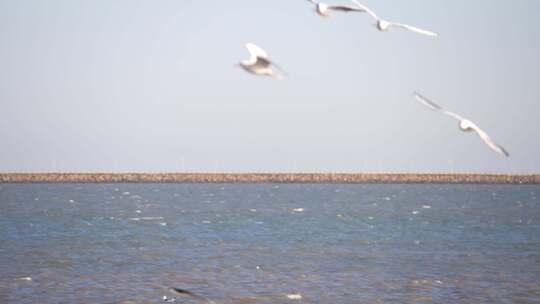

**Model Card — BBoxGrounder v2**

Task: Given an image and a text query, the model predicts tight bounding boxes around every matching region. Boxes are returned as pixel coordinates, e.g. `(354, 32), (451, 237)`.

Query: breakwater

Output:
(0, 173), (539, 184)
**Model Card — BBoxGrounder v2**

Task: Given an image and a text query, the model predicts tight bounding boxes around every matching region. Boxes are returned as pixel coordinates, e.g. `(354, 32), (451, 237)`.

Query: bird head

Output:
(316, 3), (330, 17)
(459, 120), (474, 132)
(377, 20), (390, 31)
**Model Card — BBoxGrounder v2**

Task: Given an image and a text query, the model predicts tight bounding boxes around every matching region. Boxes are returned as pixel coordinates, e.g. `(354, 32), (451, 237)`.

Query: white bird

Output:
(306, 0), (366, 17)
(351, 1), (438, 37)
(236, 43), (286, 80)
(162, 295), (176, 303)
(414, 92), (509, 157)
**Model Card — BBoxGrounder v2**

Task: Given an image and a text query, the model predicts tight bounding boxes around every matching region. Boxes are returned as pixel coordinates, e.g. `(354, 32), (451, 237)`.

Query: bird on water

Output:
(166, 288), (217, 304)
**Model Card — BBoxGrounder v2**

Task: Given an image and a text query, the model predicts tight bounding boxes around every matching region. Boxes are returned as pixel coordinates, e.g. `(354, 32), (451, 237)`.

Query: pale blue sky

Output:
(1, 0), (539, 173)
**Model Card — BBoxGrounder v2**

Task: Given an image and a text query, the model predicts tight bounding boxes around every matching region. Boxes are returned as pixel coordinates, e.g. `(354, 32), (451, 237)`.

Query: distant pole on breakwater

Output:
(0, 173), (539, 184)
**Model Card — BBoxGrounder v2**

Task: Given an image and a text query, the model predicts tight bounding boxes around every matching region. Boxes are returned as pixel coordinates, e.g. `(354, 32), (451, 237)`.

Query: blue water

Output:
(0, 184), (539, 303)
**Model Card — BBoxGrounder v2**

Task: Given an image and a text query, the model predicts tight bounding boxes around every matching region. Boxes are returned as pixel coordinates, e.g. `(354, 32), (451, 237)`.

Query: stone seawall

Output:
(1, 173), (539, 184)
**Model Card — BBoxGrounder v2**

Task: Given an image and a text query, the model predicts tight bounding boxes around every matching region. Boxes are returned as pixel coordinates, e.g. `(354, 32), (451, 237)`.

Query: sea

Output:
(0, 183), (539, 303)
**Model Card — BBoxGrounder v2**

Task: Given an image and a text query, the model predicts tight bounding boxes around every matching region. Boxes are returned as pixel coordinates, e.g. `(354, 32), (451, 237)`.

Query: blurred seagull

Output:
(306, 0), (366, 17)
(351, 1), (438, 37)
(414, 92), (509, 157)
(162, 295), (176, 303)
(170, 288), (217, 304)
(236, 43), (286, 80)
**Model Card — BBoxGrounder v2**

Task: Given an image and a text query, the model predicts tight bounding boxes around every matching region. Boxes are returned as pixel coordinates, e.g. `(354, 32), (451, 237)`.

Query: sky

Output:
(0, 0), (539, 173)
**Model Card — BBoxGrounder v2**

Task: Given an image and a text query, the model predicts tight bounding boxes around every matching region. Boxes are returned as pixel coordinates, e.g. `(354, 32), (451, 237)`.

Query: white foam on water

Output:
(17, 277), (32, 281)
(128, 217), (164, 221)
(286, 294), (302, 300)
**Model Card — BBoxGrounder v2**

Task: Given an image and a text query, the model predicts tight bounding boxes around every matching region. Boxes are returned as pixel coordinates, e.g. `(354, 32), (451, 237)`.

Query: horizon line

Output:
(1, 172), (539, 184)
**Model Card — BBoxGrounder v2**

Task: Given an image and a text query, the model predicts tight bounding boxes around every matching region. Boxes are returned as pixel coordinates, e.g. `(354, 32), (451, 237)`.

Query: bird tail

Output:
(271, 73), (284, 80)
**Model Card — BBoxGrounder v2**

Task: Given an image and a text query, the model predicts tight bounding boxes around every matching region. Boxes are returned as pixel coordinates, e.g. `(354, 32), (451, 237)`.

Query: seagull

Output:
(306, 0), (366, 17)
(351, 1), (438, 37)
(414, 92), (509, 157)
(236, 43), (286, 80)
(169, 288), (217, 304)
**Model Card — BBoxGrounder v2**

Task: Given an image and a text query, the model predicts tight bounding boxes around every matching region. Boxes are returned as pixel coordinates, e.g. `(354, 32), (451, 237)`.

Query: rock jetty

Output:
(0, 173), (539, 184)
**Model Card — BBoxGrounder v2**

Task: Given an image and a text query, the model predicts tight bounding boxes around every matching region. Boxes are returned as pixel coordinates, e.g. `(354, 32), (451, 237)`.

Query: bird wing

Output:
(245, 43), (269, 61)
(171, 288), (217, 304)
(468, 123), (510, 157)
(350, 0), (379, 20)
(389, 22), (438, 37)
(252, 56), (272, 69)
(327, 4), (366, 12)
(255, 56), (287, 77)
(268, 59), (287, 76)
(414, 92), (464, 121)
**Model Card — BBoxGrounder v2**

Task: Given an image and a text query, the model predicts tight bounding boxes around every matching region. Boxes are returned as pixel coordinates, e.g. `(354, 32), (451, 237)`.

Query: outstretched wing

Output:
(251, 56), (272, 69)
(414, 92), (464, 121)
(252, 56), (287, 78)
(350, 0), (379, 20)
(245, 43), (269, 61)
(469, 123), (510, 157)
(390, 22), (438, 37)
(327, 4), (366, 12)
(268, 59), (287, 76)
(171, 288), (217, 304)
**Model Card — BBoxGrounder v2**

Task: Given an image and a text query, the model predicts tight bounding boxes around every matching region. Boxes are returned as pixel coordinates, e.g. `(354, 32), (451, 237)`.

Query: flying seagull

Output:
(236, 43), (286, 80)
(351, 1), (438, 37)
(306, 0), (366, 17)
(169, 288), (217, 304)
(414, 92), (509, 157)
